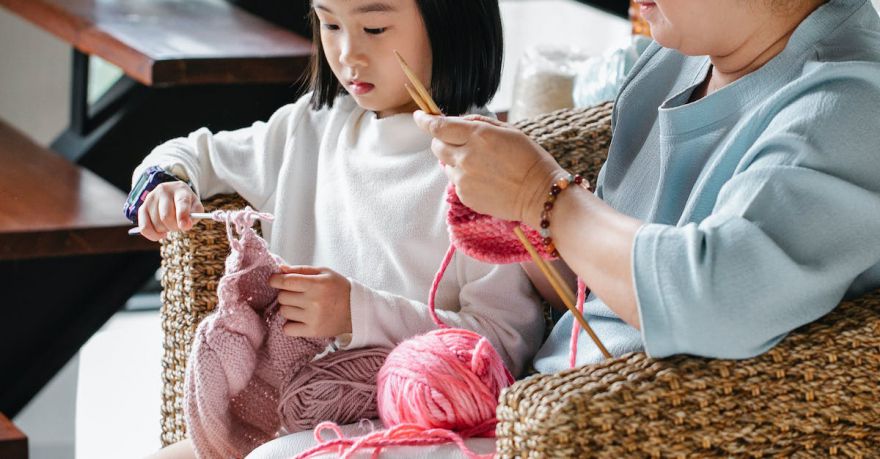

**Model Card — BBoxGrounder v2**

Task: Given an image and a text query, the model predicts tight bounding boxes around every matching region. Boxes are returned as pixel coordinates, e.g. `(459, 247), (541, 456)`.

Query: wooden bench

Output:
(0, 120), (155, 260)
(0, 119), (161, 417)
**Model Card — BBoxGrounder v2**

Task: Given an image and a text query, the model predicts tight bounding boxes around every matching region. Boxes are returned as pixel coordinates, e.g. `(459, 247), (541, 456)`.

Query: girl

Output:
(137, 0), (544, 457)
(414, 0), (880, 371)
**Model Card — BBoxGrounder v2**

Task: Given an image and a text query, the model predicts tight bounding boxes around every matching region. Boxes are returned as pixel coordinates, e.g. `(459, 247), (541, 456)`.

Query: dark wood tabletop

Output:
(0, 0), (313, 87)
(0, 120), (157, 260)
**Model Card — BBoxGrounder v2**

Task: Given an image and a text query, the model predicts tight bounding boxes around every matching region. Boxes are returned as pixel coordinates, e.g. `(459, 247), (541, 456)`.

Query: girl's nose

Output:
(339, 37), (368, 68)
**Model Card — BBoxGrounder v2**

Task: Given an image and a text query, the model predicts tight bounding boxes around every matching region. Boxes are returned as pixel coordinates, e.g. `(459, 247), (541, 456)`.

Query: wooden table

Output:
(0, 412), (27, 459)
(0, 0), (312, 87)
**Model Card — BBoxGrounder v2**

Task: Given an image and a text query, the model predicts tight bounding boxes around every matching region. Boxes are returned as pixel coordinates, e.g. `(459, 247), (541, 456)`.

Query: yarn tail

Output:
(428, 244), (457, 329)
(568, 277), (587, 369)
(294, 422), (494, 459)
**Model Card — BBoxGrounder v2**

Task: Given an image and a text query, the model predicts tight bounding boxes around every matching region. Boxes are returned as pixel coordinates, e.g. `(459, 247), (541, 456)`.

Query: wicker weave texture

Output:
(513, 101), (614, 190)
(159, 194), (252, 446)
(496, 290), (880, 458)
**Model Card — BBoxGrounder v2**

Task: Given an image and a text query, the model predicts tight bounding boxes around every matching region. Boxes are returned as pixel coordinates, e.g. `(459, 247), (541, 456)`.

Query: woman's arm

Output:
(413, 112), (645, 329)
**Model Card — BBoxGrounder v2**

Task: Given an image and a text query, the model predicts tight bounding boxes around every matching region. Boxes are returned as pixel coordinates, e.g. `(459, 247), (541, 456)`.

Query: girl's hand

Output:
(413, 111), (565, 227)
(268, 265), (353, 338)
(137, 181), (204, 241)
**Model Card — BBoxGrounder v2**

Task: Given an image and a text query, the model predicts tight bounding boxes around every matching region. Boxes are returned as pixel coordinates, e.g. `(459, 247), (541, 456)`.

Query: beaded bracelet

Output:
(539, 173), (589, 257)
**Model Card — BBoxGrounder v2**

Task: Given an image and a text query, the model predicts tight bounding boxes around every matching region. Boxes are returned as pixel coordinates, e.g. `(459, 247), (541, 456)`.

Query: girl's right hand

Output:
(137, 181), (204, 241)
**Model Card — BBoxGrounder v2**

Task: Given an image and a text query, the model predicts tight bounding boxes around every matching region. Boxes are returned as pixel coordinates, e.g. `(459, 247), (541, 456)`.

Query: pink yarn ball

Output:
(376, 328), (514, 437)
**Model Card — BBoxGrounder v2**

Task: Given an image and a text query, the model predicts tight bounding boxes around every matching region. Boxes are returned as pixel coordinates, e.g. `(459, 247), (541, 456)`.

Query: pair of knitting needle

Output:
(395, 51), (611, 359)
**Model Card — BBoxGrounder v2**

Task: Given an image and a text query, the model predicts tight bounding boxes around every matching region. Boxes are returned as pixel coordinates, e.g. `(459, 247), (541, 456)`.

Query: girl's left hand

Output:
(413, 111), (565, 227)
(268, 265), (352, 338)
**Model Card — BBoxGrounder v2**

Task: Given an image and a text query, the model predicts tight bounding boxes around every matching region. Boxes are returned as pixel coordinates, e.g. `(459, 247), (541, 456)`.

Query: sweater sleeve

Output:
(633, 72), (880, 359)
(132, 96), (311, 207)
(338, 257), (545, 378)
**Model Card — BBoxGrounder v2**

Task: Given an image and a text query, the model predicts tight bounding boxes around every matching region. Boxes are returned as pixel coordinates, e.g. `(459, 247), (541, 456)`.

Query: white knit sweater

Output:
(134, 94), (544, 376)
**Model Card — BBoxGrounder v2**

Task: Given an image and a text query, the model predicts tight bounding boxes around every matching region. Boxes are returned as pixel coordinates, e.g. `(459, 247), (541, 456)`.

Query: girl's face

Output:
(636, 0), (765, 56)
(314, 0), (432, 118)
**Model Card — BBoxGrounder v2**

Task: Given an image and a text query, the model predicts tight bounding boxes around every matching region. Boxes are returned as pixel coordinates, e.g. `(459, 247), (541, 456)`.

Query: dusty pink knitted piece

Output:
(184, 210), (329, 458)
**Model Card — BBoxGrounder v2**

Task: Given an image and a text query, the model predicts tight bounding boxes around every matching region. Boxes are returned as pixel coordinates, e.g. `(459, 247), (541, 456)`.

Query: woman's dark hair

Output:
(307, 0), (504, 116)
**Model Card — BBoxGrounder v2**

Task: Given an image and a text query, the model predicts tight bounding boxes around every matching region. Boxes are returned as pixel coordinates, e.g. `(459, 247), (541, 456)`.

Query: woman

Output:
(415, 0), (880, 372)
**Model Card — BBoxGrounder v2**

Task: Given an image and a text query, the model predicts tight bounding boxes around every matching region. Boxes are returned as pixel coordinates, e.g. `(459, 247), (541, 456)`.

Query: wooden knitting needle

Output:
(394, 50), (442, 115)
(405, 83), (432, 114)
(127, 212), (215, 236)
(394, 50), (608, 357)
(514, 227), (612, 359)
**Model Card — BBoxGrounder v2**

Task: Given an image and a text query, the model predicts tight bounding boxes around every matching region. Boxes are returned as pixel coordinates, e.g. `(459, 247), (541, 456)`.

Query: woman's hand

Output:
(137, 181), (204, 241)
(268, 265), (353, 338)
(413, 111), (565, 227)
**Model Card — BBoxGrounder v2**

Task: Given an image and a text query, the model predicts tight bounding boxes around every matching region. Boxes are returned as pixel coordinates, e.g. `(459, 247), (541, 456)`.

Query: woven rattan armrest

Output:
(495, 291), (880, 458)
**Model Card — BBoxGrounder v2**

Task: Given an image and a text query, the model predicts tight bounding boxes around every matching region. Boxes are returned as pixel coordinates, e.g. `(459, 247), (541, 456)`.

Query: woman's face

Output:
(635, 0), (766, 56)
(313, 0), (432, 118)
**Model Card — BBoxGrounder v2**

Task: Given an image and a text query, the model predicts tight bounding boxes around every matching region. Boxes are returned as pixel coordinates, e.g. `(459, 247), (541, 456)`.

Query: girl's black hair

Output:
(307, 0), (504, 116)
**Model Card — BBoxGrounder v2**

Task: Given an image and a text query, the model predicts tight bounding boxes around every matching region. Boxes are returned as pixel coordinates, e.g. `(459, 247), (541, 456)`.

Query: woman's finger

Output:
(461, 114), (508, 128)
(413, 111), (475, 146)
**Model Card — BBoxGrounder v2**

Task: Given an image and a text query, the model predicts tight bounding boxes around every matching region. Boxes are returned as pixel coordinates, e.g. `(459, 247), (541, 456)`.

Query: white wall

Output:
(0, 7), (69, 145)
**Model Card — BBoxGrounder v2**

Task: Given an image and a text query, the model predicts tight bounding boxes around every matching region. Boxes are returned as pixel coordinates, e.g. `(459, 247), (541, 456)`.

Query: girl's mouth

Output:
(636, 1), (657, 15)
(349, 81), (375, 95)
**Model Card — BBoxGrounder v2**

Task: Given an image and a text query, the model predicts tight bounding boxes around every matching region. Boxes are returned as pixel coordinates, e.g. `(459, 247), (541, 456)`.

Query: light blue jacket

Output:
(535, 0), (880, 372)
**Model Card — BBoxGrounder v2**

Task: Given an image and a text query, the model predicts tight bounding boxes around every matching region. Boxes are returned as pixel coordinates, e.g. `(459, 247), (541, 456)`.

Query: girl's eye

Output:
(364, 27), (387, 35)
(322, 23), (340, 31)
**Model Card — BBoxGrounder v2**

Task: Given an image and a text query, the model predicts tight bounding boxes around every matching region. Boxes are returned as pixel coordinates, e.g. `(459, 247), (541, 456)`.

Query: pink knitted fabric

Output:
(446, 182), (590, 369)
(184, 209), (388, 458)
(445, 183), (555, 263)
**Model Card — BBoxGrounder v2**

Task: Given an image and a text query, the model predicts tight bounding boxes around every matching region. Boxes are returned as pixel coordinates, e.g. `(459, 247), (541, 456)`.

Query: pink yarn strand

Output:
(209, 206), (275, 248)
(427, 244), (456, 329)
(294, 422), (494, 459)
(569, 277), (587, 369)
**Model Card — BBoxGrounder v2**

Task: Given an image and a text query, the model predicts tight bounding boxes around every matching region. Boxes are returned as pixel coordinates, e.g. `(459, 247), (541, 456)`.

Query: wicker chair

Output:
(158, 102), (880, 457)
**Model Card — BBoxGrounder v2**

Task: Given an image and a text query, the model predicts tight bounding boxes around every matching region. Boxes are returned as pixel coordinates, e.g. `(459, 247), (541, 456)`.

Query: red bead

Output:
(551, 249), (560, 258)
(550, 184), (561, 195)
(573, 175), (584, 185)
(542, 237), (552, 246)
(540, 219), (550, 229)
(544, 201), (554, 211)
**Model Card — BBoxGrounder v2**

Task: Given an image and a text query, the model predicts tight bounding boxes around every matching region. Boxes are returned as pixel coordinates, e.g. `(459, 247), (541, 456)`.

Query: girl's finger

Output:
(156, 193), (178, 232)
(173, 191), (191, 230)
(278, 304), (306, 322)
(282, 321), (313, 338)
(277, 290), (310, 308)
(279, 265), (324, 275)
(137, 202), (163, 241)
